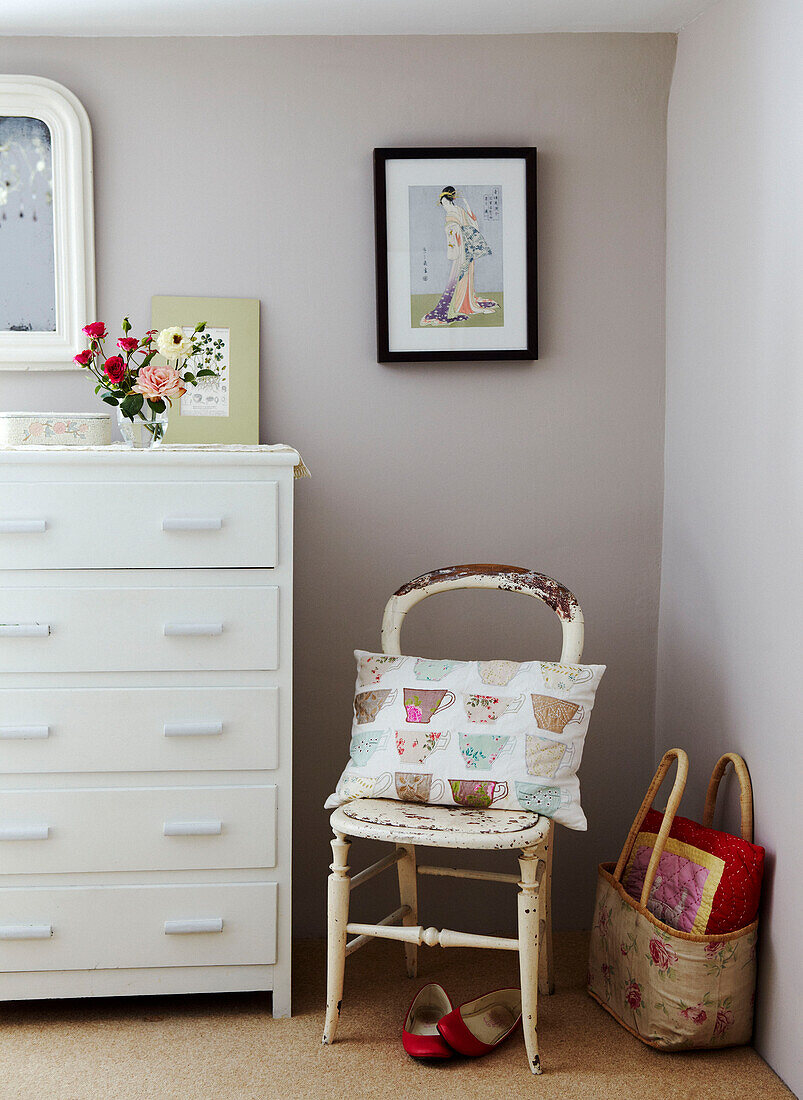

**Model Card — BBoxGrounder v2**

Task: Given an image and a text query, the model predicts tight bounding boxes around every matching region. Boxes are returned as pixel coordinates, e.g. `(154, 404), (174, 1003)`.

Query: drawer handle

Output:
(163, 820), (223, 837)
(0, 519), (47, 534)
(0, 624), (51, 638)
(0, 825), (50, 841)
(0, 924), (53, 940)
(162, 517), (223, 532)
(163, 721), (223, 738)
(164, 918), (223, 935)
(0, 725), (50, 740)
(163, 623), (223, 637)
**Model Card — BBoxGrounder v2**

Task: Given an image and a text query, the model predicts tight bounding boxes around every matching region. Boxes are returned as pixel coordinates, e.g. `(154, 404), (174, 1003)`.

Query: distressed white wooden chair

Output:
(322, 564), (585, 1075)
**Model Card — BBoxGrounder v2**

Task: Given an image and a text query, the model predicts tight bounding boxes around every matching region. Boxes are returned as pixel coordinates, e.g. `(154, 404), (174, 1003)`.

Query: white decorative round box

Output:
(0, 412), (112, 446)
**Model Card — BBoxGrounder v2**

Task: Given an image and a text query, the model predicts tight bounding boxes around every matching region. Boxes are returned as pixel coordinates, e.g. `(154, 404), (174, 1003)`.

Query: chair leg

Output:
(396, 843), (418, 978)
(539, 822), (555, 995)
(322, 832), (351, 1045)
(518, 847), (544, 1075)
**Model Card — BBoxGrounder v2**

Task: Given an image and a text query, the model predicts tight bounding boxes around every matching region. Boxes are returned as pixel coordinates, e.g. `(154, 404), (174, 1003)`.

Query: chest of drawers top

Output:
(0, 445), (299, 571)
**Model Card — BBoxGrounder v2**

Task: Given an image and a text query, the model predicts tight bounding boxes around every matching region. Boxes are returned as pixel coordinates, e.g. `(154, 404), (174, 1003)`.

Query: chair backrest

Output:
(381, 564), (585, 663)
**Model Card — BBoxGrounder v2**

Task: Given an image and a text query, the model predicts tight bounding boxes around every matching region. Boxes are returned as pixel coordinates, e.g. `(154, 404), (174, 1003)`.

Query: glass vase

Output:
(117, 406), (169, 448)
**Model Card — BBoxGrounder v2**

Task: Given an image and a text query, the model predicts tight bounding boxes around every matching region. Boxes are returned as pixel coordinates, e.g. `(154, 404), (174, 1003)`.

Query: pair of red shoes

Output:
(402, 983), (522, 1060)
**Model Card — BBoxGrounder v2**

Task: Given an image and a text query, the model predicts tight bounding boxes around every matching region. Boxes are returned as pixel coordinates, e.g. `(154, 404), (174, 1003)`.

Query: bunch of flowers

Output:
(75, 319), (218, 424)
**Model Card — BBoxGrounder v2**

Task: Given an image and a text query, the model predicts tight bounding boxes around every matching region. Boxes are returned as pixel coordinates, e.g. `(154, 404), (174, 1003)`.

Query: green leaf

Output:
(140, 350), (157, 368)
(101, 393), (119, 406)
(119, 393), (144, 419)
(147, 398), (166, 414)
(197, 368), (216, 377)
(94, 383), (101, 394)
(183, 372), (196, 384)
(194, 321), (207, 332)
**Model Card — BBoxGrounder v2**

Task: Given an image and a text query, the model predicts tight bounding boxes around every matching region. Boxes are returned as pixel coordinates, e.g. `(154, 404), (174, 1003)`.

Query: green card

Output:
(150, 296), (259, 444)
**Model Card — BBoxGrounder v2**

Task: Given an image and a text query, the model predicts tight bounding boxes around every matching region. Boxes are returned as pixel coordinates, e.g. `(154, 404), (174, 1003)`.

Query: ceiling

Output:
(2, 0), (721, 37)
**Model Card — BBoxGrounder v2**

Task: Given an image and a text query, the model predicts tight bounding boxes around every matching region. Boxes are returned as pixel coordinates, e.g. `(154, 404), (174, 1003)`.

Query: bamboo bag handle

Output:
(613, 748), (690, 910)
(702, 753), (754, 843)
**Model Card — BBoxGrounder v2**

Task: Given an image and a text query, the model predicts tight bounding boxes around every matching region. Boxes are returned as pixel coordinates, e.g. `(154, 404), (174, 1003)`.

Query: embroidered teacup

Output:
(354, 688), (397, 725)
(477, 660), (521, 686)
(414, 658), (460, 681)
(515, 781), (569, 816)
(338, 772), (391, 800)
(357, 654), (405, 686)
(394, 772), (446, 803)
(349, 730), (390, 767)
(458, 732), (514, 771)
(395, 729), (451, 766)
(462, 693), (525, 723)
(530, 694), (584, 734)
(525, 734), (574, 779)
(403, 688), (455, 723)
(539, 662), (593, 692)
(449, 779), (508, 809)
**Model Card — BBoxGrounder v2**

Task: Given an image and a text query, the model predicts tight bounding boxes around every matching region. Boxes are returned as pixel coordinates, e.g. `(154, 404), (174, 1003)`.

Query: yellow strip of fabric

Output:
(626, 832), (726, 933)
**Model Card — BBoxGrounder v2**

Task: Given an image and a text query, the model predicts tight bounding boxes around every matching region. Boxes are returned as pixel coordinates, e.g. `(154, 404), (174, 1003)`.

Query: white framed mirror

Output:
(0, 75), (95, 370)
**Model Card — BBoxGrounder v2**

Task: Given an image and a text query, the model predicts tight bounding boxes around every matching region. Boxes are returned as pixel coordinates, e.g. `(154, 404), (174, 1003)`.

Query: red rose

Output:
(103, 356), (126, 383)
(705, 941), (725, 959)
(82, 322), (107, 339)
(74, 349), (94, 366)
(624, 980), (642, 1009)
(117, 337), (139, 352)
(714, 1007), (734, 1037)
(649, 936), (679, 971)
(681, 1003), (707, 1025)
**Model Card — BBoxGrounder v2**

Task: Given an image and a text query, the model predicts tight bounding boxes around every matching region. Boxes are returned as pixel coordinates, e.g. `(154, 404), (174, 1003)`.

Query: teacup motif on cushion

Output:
(462, 693), (525, 723)
(478, 660), (521, 686)
(357, 654), (405, 686)
(525, 734), (574, 779)
(449, 779), (508, 809)
(394, 772), (446, 803)
(395, 729), (451, 766)
(403, 688), (455, 724)
(458, 732), (514, 771)
(540, 662), (593, 692)
(530, 694), (584, 734)
(515, 780), (569, 816)
(349, 730), (390, 767)
(414, 658), (460, 681)
(354, 688), (397, 725)
(338, 772), (391, 800)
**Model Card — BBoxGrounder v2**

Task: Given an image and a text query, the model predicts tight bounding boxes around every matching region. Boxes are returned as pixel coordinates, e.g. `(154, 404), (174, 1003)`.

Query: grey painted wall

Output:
(661, 2), (801, 1091)
(0, 34), (675, 937)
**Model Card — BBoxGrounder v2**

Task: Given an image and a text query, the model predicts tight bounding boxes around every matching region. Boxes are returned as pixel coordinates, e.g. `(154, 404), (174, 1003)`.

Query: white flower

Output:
(156, 326), (193, 361)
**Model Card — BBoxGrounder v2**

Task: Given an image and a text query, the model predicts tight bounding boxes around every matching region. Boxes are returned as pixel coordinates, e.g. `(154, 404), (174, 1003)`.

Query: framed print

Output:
(151, 295), (259, 444)
(374, 147), (536, 363)
(0, 76), (95, 370)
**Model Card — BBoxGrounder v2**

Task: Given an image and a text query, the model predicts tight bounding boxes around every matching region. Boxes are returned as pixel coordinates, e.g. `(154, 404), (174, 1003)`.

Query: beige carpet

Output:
(0, 933), (793, 1100)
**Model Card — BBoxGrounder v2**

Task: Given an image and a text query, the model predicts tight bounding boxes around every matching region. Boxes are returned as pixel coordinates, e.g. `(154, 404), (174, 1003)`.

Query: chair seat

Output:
(329, 798), (550, 850)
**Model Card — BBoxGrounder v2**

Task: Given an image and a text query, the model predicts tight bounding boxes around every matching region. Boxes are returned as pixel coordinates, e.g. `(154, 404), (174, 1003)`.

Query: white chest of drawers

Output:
(0, 445), (298, 1016)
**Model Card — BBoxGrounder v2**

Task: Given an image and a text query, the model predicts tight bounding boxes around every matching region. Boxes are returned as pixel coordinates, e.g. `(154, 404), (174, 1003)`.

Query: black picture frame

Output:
(374, 147), (537, 363)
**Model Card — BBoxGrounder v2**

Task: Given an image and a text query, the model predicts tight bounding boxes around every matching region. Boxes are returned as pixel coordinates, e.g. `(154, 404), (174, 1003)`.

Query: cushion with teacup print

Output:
(324, 650), (605, 830)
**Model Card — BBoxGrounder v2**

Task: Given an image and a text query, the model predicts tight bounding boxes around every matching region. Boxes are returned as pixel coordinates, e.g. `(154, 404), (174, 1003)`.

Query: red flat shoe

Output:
(402, 983), (454, 1060)
(437, 987), (522, 1057)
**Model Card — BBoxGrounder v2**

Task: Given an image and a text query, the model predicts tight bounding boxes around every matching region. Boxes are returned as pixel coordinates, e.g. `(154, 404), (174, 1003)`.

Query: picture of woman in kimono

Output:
(420, 186), (500, 327)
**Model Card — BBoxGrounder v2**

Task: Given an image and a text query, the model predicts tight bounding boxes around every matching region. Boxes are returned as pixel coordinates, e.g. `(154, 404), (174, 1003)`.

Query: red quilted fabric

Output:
(627, 809), (764, 935)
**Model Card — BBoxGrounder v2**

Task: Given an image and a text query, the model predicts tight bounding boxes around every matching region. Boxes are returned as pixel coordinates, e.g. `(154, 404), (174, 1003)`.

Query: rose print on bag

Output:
(647, 935), (679, 975)
(680, 1003), (707, 1026)
(624, 979), (642, 1011)
(713, 999), (735, 1040)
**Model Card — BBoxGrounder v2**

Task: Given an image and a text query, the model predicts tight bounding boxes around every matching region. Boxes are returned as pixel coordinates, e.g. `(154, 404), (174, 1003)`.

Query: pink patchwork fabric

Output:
(624, 847), (708, 933)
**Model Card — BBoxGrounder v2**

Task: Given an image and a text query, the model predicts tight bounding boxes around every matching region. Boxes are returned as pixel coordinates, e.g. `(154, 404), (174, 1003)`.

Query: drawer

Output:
(0, 882), (277, 972)
(0, 785), (276, 874)
(0, 481), (278, 569)
(0, 583), (278, 672)
(0, 686), (279, 773)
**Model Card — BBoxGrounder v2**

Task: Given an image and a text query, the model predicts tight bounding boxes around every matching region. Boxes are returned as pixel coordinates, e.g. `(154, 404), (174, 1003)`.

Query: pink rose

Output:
(53, 422), (66, 434)
(405, 705), (423, 722)
(705, 941), (725, 959)
(649, 936), (679, 971)
(714, 1007), (734, 1037)
(597, 908), (609, 935)
(624, 980), (642, 1010)
(681, 1003), (707, 1025)
(117, 337), (139, 352)
(132, 363), (186, 402)
(74, 349), (94, 366)
(104, 356), (126, 384)
(82, 322), (106, 339)
(29, 422), (44, 436)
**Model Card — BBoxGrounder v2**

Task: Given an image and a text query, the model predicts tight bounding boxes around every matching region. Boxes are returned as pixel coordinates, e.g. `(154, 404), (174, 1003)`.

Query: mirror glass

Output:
(0, 115), (56, 333)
